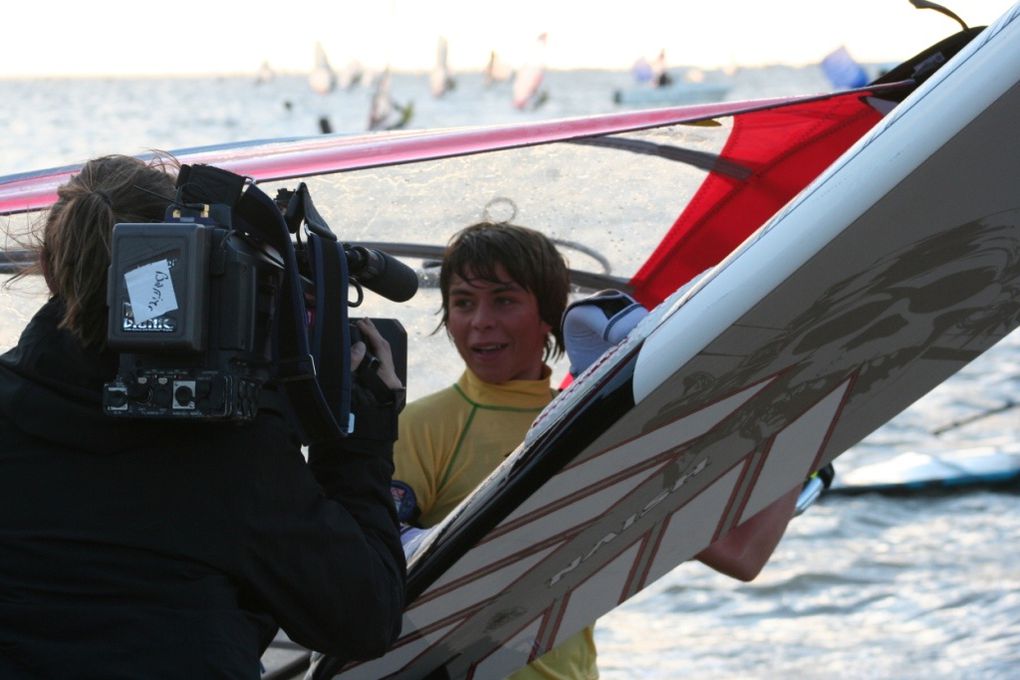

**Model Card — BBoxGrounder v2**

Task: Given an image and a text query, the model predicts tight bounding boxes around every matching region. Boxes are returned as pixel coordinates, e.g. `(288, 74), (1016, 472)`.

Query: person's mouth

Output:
(471, 342), (508, 355)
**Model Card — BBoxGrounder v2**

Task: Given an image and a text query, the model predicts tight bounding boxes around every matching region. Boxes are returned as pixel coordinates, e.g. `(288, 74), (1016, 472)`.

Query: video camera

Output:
(101, 164), (417, 443)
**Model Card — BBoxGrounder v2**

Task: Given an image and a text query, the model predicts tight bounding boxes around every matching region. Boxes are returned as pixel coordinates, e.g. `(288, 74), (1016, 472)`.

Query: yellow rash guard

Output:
(395, 369), (599, 680)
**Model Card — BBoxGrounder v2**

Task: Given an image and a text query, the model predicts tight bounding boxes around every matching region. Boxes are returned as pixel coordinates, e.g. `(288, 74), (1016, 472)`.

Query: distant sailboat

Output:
(512, 32), (549, 110)
(483, 50), (512, 87)
(254, 60), (275, 85)
(429, 36), (456, 98)
(309, 42), (337, 95)
(369, 68), (414, 131)
(338, 59), (364, 90)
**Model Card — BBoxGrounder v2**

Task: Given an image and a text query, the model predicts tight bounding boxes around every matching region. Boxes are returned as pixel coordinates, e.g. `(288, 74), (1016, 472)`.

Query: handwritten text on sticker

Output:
(125, 259), (178, 325)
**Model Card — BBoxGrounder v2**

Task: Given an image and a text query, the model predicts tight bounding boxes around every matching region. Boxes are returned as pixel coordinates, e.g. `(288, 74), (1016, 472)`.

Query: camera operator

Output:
(0, 155), (405, 677)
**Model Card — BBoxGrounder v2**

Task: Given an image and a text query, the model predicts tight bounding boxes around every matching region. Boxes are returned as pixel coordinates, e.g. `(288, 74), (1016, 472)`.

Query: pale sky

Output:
(3, 0), (1014, 76)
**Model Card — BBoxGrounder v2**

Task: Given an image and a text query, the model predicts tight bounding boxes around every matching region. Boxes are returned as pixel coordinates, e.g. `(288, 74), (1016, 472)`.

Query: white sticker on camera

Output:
(125, 259), (178, 325)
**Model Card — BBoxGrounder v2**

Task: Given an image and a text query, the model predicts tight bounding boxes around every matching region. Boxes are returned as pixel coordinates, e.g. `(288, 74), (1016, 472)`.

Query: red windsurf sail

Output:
(629, 26), (983, 307)
(629, 92), (886, 306)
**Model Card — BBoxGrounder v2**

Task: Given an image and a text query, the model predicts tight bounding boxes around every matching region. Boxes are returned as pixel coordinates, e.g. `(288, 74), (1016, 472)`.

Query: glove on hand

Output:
(562, 289), (648, 377)
(349, 364), (406, 441)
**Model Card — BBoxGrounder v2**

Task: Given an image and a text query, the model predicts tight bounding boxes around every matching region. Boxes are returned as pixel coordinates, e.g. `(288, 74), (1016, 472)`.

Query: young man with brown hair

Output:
(394, 222), (799, 679)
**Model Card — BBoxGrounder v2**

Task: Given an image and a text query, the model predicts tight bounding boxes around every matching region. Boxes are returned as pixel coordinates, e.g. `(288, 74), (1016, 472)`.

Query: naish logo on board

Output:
(547, 457), (708, 586)
(121, 302), (176, 332)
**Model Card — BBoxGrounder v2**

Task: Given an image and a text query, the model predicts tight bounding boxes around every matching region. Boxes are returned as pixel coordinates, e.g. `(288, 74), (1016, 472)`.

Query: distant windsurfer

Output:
(651, 48), (673, 87)
(338, 59), (364, 90)
(309, 41), (337, 95)
(310, 42), (339, 136)
(512, 32), (549, 110)
(255, 59), (275, 85)
(484, 50), (512, 87)
(369, 68), (414, 131)
(430, 36), (456, 98)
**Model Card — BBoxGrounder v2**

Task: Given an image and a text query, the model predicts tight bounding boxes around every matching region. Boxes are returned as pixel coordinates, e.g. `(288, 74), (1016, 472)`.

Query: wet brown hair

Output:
(8, 154), (178, 348)
(439, 222), (570, 360)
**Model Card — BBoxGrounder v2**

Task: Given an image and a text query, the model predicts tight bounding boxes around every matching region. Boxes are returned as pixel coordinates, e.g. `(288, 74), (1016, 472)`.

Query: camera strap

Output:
(242, 183), (352, 443)
(179, 164), (351, 444)
(283, 183), (353, 440)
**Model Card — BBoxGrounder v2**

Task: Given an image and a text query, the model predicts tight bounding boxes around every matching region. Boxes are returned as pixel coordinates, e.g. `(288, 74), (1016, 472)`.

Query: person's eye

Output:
(452, 298), (473, 309)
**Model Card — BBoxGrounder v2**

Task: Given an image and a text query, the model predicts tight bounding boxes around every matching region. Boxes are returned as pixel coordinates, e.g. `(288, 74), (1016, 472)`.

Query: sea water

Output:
(1, 69), (1018, 679)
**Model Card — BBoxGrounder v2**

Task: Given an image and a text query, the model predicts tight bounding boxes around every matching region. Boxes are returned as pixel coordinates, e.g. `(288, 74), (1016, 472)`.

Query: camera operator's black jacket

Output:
(0, 299), (405, 678)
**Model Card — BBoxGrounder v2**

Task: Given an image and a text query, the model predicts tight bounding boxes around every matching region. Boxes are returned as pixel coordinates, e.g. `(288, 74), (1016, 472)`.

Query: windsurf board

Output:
(829, 444), (1020, 494)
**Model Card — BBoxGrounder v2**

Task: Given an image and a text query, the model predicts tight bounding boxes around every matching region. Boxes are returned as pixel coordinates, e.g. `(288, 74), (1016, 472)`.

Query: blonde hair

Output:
(9, 154), (178, 347)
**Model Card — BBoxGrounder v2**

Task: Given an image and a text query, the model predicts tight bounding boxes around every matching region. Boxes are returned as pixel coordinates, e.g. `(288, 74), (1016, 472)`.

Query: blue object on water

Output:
(632, 58), (653, 83)
(821, 46), (870, 89)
